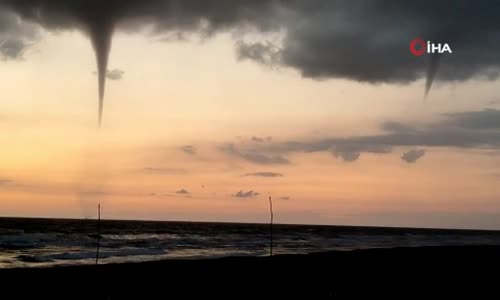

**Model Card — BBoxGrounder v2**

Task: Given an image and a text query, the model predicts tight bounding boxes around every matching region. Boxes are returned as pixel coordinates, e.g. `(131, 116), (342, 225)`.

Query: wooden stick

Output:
(96, 204), (101, 265)
(269, 196), (274, 256)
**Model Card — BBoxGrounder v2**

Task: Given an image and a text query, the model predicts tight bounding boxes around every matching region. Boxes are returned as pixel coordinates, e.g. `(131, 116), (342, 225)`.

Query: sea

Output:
(1, 217), (500, 269)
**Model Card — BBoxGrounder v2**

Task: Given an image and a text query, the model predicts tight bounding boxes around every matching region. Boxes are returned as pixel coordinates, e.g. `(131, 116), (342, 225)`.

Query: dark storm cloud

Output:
(0, 1), (281, 34)
(220, 143), (290, 165)
(0, 38), (28, 59)
(106, 69), (124, 80)
(236, 41), (281, 67)
(235, 1), (500, 86)
(243, 172), (283, 178)
(233, 190), (259, 198)
(0, 10), (38, 59)
(401, 149), (426, 163)
(180, 145), (196, 155)
(2, 0), (500, 87)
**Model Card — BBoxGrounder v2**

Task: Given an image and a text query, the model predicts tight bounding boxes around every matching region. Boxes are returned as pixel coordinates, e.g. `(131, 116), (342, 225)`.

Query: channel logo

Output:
(410, 38), (452, 56)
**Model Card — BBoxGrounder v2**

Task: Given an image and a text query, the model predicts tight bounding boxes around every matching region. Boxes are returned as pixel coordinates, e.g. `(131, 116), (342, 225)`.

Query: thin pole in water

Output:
(269, 196), (274, 256)
(96, 204), (101, 265)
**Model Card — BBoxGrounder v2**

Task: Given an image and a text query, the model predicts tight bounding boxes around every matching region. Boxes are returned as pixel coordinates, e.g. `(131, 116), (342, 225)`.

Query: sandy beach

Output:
(1, 245), (498, 299)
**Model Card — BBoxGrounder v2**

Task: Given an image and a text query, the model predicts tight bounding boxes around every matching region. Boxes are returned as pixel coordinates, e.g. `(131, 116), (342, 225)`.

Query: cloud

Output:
(237, 1), (500, 86)
(0, 38), (29, 59)
(270, 109), (500, 161)
(250, 136), (272, 143)
(331, 144), (391, 162)
(176, 189), (190, 194)
(279, 196), (290, 200)
(251, 136), (264, 143)
(214, 109), (500, 164)
(444, 109), (500, 130)
(93, 69), (125, 80)
(3, 1), (500, 87)
(243, 172), (283, 178)
(237, 41), (281, 67)
(0, 178), (13, 186)
(486, 99), (500, 106)
(157, 32), (189, 42)
(220, 143), (289, 165)
(144, 167), (188, 175)
(332, 150), (361, 162)
(0, 10), (39, 60)
(106, 69), (124, 80)
(180, 145), (197, 155)
(401, 149), (426, 163)
(0, 1), (281, 37)
(233, 190), (259, 198)
(381, 122), (417, 134)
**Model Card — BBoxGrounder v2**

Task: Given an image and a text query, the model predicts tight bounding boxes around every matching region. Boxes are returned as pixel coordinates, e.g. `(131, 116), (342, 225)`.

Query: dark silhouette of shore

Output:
(2, 245), (499, 299)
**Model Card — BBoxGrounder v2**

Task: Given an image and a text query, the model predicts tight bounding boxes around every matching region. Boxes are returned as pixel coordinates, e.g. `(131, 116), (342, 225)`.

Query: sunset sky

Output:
(2, 1), (500, 229)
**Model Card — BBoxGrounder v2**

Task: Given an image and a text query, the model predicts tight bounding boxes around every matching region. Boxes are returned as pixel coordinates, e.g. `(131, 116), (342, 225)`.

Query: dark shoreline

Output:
(2, 245), (499, 298)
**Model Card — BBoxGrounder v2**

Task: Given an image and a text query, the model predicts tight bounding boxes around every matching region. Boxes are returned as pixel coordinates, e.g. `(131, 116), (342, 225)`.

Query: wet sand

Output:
(1, 245), (499, 299)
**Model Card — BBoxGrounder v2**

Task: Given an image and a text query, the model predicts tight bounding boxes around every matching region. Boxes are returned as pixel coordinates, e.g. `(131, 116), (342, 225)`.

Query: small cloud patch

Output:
(243, 172), (283, 178)
(106, 69), (125, 80)
(233, 190), (259, 198)
(176, 189), (190, 194)
(401, 149), (426, 163)
(181, 145), (197, 155)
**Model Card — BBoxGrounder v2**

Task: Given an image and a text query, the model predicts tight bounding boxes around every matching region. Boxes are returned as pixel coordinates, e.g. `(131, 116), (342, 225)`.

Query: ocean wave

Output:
(48, 248), (167, 261)
(14, 248), (168, 265)
(0, 233), (96, 250)
(17, 254), (55, 263)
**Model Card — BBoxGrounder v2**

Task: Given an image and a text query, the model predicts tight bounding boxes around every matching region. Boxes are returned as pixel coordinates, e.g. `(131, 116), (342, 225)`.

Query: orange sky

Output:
(1, 31), (500, 229)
